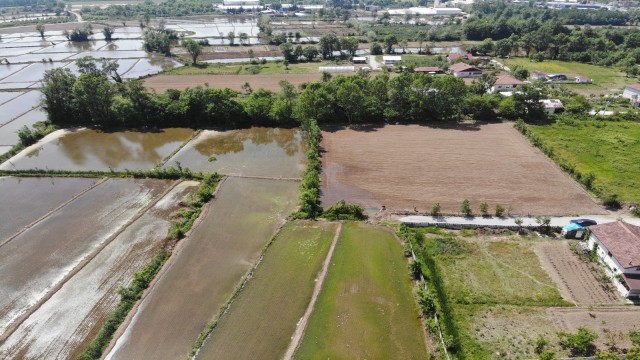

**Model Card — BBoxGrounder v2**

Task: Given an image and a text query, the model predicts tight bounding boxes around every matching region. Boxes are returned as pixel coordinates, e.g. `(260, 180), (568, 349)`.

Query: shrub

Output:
(409, 259), (422, 280)
(479, 202), (489, 216)
(535, 335), (549, 355)
(460, 199), (472, 217)
(430, 202), (441, 217)
(323, 200), (366, 221)
(558, 326), (599, 357)
(495, 204), (505, 217)
(602, 193), (621, 209)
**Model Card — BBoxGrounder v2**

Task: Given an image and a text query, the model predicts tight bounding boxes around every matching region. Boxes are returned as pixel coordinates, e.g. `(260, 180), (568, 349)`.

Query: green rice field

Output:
(295, 222), (427, 359)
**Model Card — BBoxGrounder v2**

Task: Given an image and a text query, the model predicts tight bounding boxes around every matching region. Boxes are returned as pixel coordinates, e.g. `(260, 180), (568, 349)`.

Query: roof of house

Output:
(624, 273), (640, 291)
(494, 74), (524, 86)
(625, 84), (640, 92)
(352, 56), (367, 61)
(576, 75), (589, 80)
(382, 55), (402, 61)
(540, 99), (564, 108)
(590, 221), (640, 269)
(447, 53), (469, 60)
(449, 62), (481, 73)
(415, 67), (443, 73)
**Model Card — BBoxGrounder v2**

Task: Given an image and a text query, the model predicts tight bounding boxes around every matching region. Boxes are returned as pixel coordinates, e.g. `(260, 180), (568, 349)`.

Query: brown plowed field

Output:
(320, 122), (605, 215)
(549, 306), (640, 350)
(535, 241), (622, 305)
(144, 74), (322, 92)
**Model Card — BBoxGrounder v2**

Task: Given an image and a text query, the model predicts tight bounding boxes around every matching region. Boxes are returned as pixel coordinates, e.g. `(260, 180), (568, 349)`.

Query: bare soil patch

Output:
(320, 122), (605, 215)
(144, 73), (322, 92)
(535, 241), (623, 305)
(550, 306), (640, 350)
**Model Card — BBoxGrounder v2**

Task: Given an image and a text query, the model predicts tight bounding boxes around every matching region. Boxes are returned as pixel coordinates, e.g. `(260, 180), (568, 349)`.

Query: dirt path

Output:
(283, 222), (342, 360)
(535, 241), (623, 306)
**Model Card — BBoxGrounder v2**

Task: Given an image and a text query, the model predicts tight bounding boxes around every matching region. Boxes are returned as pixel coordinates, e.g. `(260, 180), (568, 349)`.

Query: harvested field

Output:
(144, 73), (322, 92)
(165, 127), (306, 178)
(0, 177), (99, 242)
(106, 177), (299, 360)
(535, 241), (623, 305)
(294, 223), (427, 359)
(321, 122), (605, 215)
(0, 181), (198, 360)
(195, 221), (337, 360)
(550, 306), (640, 350)
(0, 178), (168, 336)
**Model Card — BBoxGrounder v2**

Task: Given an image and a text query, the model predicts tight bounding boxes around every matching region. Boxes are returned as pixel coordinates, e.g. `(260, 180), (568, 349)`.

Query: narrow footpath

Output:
(399, 214), (640, 228)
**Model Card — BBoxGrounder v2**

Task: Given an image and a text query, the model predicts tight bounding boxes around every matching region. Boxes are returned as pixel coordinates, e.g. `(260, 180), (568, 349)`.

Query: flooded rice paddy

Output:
(106, 177), (299, 360)
(0, 178), (168, 337)
(0, 128), (194, 171)
(166, 127), (306, 178)
(0, 180), (197, 360)
(0, 108), (46, 146)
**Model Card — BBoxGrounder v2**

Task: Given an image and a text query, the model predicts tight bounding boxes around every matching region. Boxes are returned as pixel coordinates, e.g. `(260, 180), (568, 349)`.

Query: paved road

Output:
(368, 55), (381, 71)
(400, 214), (640, 227)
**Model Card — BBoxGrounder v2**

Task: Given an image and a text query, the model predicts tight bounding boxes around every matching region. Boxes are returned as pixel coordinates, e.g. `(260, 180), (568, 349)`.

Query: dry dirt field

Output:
(144, 74), (322, 92)
(550, 307), (640, 350)
(535, 241), (623, 305)
(320, 122), (605, 215)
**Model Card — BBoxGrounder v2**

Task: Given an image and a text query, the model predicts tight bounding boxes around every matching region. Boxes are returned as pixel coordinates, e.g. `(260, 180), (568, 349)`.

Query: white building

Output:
(219, 0), (262, 10)
(622, 84), (640, 106)
(386, 7), (463, 16)
(490, 74), (524, 93)
(587, 221), (640, 298)
(540, 99), (564, 115)
(382, 55), (402, 66)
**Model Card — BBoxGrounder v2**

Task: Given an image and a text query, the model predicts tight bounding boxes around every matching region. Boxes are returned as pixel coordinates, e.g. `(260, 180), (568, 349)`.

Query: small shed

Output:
(575, 75), (591, 84)
(319, 66), (355, 73)
(414, 66), (445, 75)
(562, 223), (586, 239)
(531, 71), (547, 80)
(382, 55), (402, 65)
(352, 56), (367, 64)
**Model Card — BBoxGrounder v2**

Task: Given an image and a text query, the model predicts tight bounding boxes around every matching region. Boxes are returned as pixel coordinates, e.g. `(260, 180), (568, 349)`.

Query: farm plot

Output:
(535, 241), (623, 305)
(165, 127), (306, 178)
(195, 221), (337, 360)
(0, 128), (194, 171)
(144, 73), (322, 92)
(0, 108), (47, 146)
(320, 122), (605, 215)
(0, 181), (198, 360)
(0, 176), (99, 243)
(0, 178), (168, 337)
(294, 223), (427, 360)
(106, 177), (299, 360)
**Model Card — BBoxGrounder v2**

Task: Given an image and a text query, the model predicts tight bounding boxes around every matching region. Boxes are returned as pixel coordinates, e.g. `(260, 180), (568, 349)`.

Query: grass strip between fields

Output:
(0, 166), (208, 181)
(76, 174), (222, 360)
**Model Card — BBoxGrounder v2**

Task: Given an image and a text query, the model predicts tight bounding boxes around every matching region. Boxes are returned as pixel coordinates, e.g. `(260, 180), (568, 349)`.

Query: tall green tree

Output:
(182, 38), (203, 65)
(72, 73), (115, 126)
(40, 68), (77, 125)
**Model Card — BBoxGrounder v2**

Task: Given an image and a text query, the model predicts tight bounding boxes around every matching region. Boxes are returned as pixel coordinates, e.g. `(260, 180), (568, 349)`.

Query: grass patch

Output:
(295, 222), (427, 359)
(162, 61), (334, 76)
(192, 221), (336, 359)
(529, 119), (640, 202)
(501, 58), (635, 90)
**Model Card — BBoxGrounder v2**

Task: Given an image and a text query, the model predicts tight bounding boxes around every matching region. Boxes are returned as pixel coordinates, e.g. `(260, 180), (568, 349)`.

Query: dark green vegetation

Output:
(0, 164), (207, 181)
(399, 225), (569, 359)
(79, 0), (219, 21)
(293, 118), (322, 219)
(295, 223), (426, 359)
(77, 174), (221, 360)
(519, 118), (640, 203)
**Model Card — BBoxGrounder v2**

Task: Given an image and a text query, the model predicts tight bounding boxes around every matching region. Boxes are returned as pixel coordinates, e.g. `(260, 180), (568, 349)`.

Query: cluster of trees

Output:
(79, 0), (218, 20)
(0, 0), (64, 11)
(143, 25), (178, 56)
(279, 43), (319, 63)
(63, 24), (93, 42)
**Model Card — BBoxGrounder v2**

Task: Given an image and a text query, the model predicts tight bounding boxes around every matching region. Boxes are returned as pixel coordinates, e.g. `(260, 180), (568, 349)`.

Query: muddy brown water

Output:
(0, 181), (198, 360)
(0, 177), (99, 242)
(0, 128), (194, 171)
(0, 178), (168, 336)
(165, 127), (306, 178)
(106, 177), (299, 360)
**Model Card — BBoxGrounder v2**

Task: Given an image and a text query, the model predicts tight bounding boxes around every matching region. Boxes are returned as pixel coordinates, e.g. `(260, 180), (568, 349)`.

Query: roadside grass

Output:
(294, 222), (427, 360)
(529, 119), (640, 202)
(162, 60), (335, 76)
(193, 221), (336, 360)
(501, 58), (635, 90)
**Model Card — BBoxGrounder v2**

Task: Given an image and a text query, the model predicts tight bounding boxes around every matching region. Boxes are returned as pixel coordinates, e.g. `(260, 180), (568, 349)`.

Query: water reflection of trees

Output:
(56, 129), (193, 168)
(194, 127), (302, 157)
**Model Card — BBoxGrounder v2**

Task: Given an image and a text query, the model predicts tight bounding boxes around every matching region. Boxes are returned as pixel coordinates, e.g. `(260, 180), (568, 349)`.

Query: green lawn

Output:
(502, 58), (635, 91)
(530, 119), (640, 202)
(163, 60), (335, 76)
(295, 222), (427, 360)
(194, 221), (336, 360)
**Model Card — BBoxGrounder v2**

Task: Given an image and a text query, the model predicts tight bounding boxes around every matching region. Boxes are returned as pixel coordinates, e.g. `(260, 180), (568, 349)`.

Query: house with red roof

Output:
(490, 74), (524, 93)
(448, 62), (482, 78)
(587, 221), (640, 298)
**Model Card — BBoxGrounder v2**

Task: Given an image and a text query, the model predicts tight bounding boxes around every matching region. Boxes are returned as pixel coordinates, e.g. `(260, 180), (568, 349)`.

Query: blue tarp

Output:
(563, 223), (585, 232)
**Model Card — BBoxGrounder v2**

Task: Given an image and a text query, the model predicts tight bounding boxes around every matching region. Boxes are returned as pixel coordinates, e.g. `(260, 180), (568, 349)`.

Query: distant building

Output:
(382, 55), (402, 66)
(365, 4), (382, 11)
(490, 74), (524, 93)
(386, 7), (463, 16)
(561, 223), (586, 239)
(546, 74), (568, 81)
(414, 67), (445, 75)
(622, 84), (640, 106)
(447, 53), (470, 62)
(540, 99), (564, 114)
(587, 221), (640, 298)
(319, 66), (355, 73)
(448, 62), (482, 77)
(299, 4), (323, 10)
(352, 56), (367, 64)
(575, 75), (591, 84)
(219, 0), (262, 10)
(544, 2), (605, 9)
